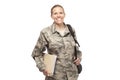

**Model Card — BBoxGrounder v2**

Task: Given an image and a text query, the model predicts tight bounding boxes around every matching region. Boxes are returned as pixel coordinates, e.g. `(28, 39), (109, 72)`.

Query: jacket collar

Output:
(51, 22), (70, 35)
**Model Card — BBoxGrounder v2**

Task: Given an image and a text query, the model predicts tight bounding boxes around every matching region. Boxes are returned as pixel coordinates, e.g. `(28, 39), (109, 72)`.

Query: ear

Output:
(51, 15), (54, 19)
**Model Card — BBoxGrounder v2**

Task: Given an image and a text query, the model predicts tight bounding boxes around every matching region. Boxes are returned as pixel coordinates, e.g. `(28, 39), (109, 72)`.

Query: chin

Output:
(56, 21), (64, 24)
(56, 23), (63, 25)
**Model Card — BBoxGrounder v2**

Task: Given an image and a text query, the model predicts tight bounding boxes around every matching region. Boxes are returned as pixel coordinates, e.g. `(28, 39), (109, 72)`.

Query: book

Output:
(43, 54), (57, 76)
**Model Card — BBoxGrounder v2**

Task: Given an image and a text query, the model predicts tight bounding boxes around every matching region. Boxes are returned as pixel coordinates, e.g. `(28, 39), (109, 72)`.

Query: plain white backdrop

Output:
(0, 0), (120, 80)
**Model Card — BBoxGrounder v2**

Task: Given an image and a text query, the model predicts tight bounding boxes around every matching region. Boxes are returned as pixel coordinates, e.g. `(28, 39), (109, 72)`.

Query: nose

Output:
(56, 13), (61, 18)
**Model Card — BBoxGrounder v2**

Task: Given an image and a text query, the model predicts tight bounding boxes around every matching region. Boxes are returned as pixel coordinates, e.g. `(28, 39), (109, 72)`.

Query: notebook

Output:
(43, 54), (57, 76)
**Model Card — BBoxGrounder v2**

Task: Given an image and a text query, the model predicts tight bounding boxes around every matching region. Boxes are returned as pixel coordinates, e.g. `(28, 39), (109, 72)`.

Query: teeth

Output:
(57, 18), (61, 20)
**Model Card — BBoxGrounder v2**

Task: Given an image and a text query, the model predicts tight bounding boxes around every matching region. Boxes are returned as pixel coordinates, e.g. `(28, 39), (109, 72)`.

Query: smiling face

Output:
(51, 5), (65, 25)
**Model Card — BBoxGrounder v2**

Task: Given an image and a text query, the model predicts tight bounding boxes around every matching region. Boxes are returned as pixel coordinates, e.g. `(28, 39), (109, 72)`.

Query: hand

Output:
(74, 58), (81, 65)
(43, 70), (48, 76)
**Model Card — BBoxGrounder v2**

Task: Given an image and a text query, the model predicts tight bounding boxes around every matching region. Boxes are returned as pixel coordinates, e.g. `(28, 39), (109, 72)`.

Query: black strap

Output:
(67, 24), (82, 74)
(67, 24), (80, 59)
(67, 24), (80, 47)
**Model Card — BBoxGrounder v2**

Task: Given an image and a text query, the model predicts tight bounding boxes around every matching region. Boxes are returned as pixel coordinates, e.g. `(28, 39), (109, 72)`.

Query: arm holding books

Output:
(31, 32), (47, 72)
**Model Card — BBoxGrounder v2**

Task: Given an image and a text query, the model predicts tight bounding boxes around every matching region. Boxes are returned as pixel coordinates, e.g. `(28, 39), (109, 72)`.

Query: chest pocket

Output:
(64, 36), (76, 47)
(48, 35), (63, 54)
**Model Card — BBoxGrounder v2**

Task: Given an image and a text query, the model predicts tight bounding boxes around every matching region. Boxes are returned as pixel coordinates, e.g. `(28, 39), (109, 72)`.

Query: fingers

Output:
(43, 70), (51, 76)
(74, 58), (80, 65)
(43, 70), (48, 76)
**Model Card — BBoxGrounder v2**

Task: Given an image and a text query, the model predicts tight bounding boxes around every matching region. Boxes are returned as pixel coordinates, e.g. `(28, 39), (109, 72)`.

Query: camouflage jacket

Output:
(32, 23), (82, 72)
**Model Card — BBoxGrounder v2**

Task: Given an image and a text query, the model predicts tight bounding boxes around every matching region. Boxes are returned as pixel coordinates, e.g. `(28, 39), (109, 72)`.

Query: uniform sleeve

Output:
(73, 28), (82, 60)
(31, 31), (47, 71)
(76, 45), (82, 60)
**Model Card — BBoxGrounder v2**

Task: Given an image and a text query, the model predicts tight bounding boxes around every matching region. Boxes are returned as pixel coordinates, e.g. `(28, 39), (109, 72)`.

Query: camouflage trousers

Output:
(45, 72), (79, 80)
(45, 64), (79, 80)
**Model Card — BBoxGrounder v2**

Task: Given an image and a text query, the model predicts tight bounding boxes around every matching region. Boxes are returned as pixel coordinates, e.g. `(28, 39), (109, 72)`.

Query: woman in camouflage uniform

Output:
(32, 4), (82, 80)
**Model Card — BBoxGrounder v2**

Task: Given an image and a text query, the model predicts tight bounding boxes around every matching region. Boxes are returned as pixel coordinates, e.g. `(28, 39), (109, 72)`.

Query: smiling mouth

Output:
(56, 18), (62, 21)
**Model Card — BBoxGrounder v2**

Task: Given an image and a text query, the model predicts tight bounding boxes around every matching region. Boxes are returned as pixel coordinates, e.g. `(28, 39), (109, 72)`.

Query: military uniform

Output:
(32, 23), (82, 80)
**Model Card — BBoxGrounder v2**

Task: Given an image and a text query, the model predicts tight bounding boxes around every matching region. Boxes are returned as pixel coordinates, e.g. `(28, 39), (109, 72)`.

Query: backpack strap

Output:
(67, 24), (80, 47)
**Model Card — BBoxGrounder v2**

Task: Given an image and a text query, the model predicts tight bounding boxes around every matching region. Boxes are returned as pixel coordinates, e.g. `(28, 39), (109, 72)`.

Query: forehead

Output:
(52, 6), (64, 12)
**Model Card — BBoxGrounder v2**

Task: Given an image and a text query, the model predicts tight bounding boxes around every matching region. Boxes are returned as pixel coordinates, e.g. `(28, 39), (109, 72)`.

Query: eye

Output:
(53, 12), (57, 15)
(60, 12), (63, 14)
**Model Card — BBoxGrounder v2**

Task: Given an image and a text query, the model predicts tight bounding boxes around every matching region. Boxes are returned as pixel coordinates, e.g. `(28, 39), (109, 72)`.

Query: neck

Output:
(55, 23), (65, 30)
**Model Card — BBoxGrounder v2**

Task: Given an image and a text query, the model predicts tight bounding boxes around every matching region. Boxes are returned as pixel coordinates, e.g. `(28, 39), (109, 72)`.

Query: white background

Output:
(0, 0), (120, 80)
